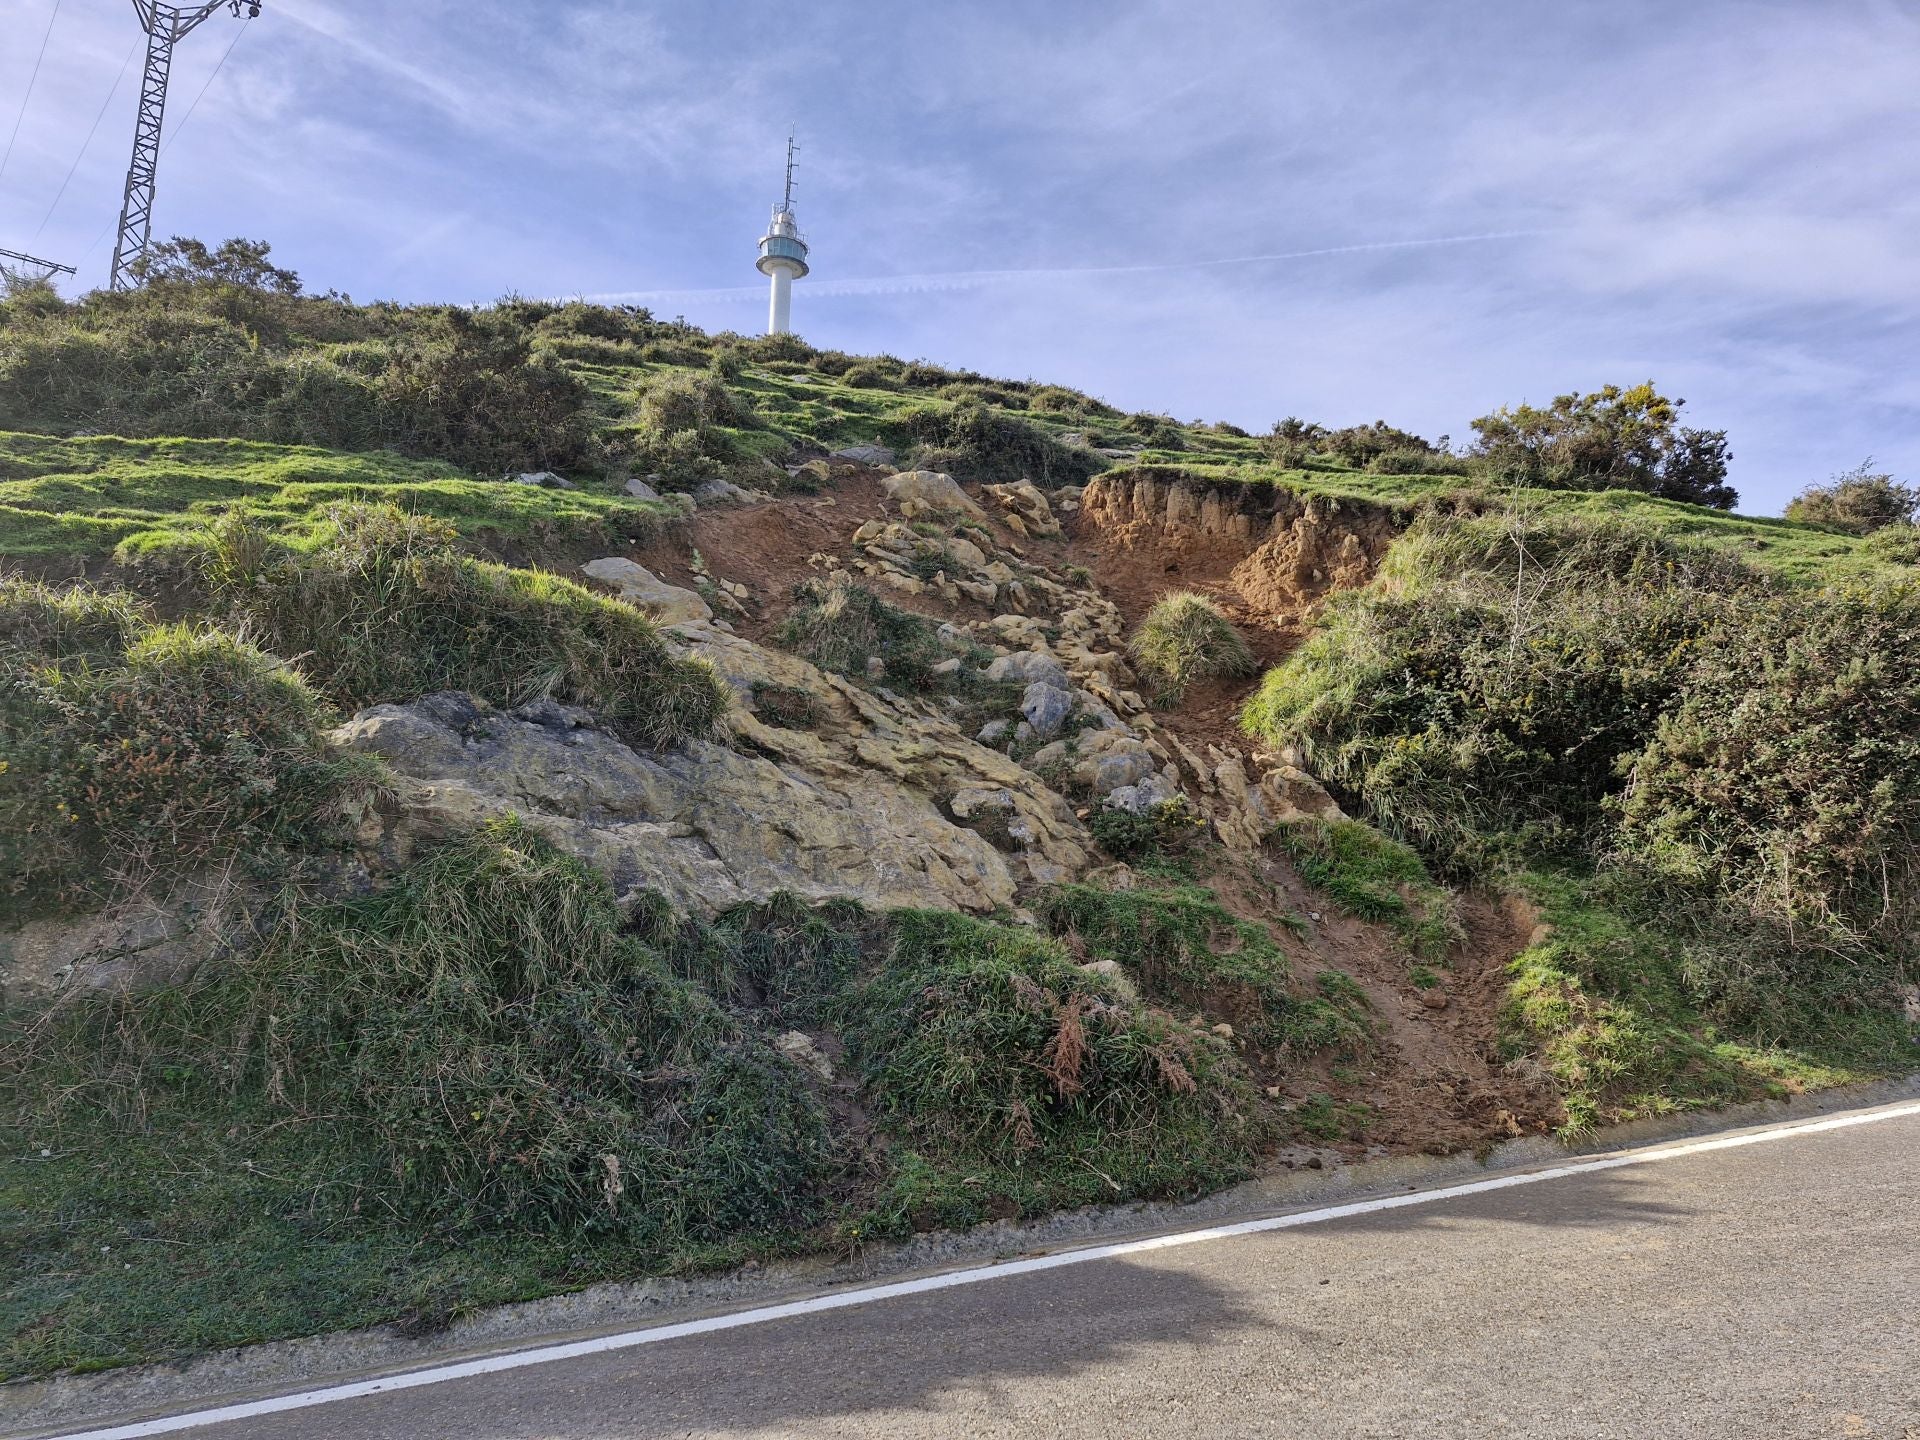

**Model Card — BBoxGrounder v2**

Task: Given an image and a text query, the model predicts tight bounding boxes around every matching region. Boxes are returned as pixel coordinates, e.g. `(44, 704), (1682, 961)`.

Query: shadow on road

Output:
(182, 1167), (1702, 1439)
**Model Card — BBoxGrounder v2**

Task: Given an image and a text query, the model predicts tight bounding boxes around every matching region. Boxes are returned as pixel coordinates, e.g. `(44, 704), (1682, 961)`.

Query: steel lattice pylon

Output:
(108, 1), (260, 292)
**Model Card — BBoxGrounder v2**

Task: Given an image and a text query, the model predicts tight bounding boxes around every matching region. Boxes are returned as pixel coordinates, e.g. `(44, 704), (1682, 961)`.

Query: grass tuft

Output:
(1129, 592), (1257, 707)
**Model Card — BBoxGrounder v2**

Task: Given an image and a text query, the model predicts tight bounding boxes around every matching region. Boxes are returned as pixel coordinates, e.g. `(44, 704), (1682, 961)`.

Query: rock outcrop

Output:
(0, 872), (267, 1005)
(343, 613), (1097, 916)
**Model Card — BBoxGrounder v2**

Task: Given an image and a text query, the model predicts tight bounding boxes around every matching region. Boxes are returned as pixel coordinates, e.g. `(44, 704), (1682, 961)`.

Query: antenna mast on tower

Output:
(108, 0), (263, 292)
(755, 129), (811, 337)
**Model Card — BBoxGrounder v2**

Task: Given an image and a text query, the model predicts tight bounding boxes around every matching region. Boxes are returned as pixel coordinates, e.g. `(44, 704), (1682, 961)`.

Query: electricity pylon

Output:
(0, 247), (76, 279)
(108, 0), (262, 292)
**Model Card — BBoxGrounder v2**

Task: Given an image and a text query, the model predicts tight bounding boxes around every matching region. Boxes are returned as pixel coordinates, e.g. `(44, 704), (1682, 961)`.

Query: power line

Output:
(31, 38), (141, 244)
(0, 0), (65, 191)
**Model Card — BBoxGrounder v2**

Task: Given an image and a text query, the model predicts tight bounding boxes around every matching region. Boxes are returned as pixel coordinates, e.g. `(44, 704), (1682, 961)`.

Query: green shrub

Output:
(901, 401), (1108, 488)
(0, 288), (603, 478)
(1128, 591), (1257, 706)
(1610, 582), (1920, 1024)
(1243, 510), (1757, 869)
(188, 505), (728, 749)
(1783, 463), (1918, 536)
(631, 371), (755, 433)
(1469, 381), (1736, 509)
(774, 577), (948, 689)
(839, 362), (898, 390)
(1086, 798), (1208, 863)
(1124, 411), (1185, 449)
(1, 592), (371, 918)
(1860, 524), (1920, 565)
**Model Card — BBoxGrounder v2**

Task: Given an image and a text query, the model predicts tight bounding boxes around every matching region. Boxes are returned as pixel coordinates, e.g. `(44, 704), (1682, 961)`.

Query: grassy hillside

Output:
(2, 249), (1915, 1379)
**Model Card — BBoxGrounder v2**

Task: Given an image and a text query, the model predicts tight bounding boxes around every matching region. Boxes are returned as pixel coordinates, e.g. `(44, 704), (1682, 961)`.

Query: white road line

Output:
(36, 1099), (1920, 1440)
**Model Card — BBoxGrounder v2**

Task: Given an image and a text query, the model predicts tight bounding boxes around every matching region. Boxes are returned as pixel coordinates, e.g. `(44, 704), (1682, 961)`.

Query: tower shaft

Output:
(767, 263), (796, 335)
(109, 1), (257, 292)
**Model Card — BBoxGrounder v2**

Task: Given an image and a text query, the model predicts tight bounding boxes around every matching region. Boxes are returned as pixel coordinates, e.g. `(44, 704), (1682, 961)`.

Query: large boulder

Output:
(579, 558), (712, 626)
(881, 470), (987, 521)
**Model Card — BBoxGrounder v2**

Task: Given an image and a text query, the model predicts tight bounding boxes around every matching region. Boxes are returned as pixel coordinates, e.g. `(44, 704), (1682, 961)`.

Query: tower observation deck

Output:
(756, 134), (809, 336)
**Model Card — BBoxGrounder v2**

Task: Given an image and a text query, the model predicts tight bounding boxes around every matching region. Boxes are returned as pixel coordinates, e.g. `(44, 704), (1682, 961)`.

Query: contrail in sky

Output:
(584, 229), (1553, 306)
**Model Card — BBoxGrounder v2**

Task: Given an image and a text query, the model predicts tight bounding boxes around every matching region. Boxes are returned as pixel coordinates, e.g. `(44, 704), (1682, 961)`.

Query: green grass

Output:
(1499, 871), (1917, 1137)
(827, 907), (1270, 1236)
(0, 432), (674, 561)
(1272, 817), (1460, 960)
(1102, 460), (1903, 585)
(1128, 591), (1258, 707)
(0, 599), (376, 921)
(0, 840), (1291, 1380)
(774, 577), (963, 691)
(175, 504), (730, 750)
(1036, 881), (1368, 1059)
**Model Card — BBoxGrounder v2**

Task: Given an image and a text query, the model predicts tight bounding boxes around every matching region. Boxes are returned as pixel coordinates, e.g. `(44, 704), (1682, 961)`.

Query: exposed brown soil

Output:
(620, 466), (1558, 1159)
(1199, 856), (1562, 1161)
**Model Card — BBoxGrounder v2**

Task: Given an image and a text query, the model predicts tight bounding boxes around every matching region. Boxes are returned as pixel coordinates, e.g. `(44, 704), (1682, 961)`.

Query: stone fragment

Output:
(1102, 773), (1177, 815)
(774, 1030), (835, 1081)
(622, 477), (662, 501)
(1021, 681), (1076, 740)
(579, 558), (712, 625)
(984, 650), (1070, 688)
(881, 470), (986, 520)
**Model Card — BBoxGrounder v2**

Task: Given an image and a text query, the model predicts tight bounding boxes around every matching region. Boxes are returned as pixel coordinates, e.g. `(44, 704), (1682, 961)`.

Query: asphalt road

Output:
(38, 1103), (1920, 1440)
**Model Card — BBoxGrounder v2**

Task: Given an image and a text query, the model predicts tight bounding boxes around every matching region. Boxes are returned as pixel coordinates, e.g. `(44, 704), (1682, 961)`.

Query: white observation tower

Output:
(756, 133), (810, 336)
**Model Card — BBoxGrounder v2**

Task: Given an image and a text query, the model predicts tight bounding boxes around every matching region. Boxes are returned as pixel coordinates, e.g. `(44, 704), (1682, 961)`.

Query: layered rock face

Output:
(343, 620), (1095, 919)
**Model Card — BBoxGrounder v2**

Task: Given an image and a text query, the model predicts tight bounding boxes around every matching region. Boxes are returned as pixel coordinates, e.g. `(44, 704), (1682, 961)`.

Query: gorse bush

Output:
(1783, 462), (1918, 536)
(1611, 581), (1920, 1023)
(901, 400), (1107, 488)
(1244, 510), (1759, 869)
(183, 504), (728, 749)
(1469, 381), (1736, 509)
(1245, 504), (1920, 1046)
(631, 370), (756, 434)
(1, 583), (372, 919)
(619, 371), (776, 490)
(0, 277), (603, 477)
(1128, 591), (1257, 706)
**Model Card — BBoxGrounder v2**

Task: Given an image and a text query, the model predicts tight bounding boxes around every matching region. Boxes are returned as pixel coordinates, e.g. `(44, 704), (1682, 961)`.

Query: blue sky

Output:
(2, 0), (1916, 514)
